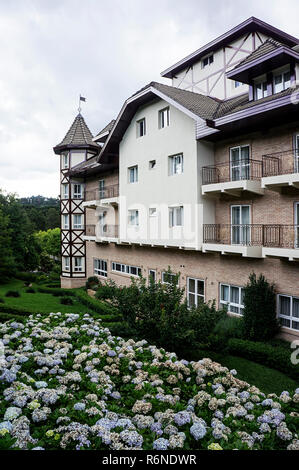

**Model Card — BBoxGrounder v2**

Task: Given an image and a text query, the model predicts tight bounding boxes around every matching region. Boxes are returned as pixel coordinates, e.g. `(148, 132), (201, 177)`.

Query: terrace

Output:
(83, 184), (119, 209)
(261, 150), (299, 191)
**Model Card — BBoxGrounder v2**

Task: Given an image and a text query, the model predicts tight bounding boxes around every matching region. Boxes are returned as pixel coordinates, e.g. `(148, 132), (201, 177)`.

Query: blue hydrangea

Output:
(74, 402), (86, 411)
(190, 422), (207, 440)
(174, 411), (191, 426)
(153, 437), (169, 450)
(107, 350), (116, 357)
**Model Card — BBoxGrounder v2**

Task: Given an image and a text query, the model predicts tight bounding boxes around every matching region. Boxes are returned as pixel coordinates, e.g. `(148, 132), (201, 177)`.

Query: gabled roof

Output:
(94, 119), (116, 142)
(97, 81), (220, 163)
(227, 38), (299, 84)
(54, 113), (100, 154)
(161, 17), (299, 79)
(68, 155), (116, 177)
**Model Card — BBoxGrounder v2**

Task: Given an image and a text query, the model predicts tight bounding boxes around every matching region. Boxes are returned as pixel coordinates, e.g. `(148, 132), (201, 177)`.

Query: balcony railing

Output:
(263, 149), (299, 177)
(85, 184), (119, 201)
(85, 224), (119, 239)
(202, 159), (263, 185)
(203, 224), (299, 249)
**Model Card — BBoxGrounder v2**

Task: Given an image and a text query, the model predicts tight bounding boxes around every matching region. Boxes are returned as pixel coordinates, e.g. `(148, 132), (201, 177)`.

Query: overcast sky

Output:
(0, 0), (298, 197)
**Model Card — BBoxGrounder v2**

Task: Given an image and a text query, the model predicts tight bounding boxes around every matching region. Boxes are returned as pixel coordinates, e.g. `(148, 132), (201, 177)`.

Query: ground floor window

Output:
(220, 283), (244, 315)
(187, 277), (205, 307)
(112, 261), (141, 277)
(148, 269), (156, 282)
(277, 294), (299, 331)
(74, 257), (83, 272)
(162, 271), (179, 286)
(94, 259), (108, 277)
(62, 256), (70, 272)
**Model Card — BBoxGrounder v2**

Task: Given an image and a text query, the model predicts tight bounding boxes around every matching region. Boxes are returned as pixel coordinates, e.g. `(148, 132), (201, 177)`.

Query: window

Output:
(128, 166), (138, 183)
(169, 206), (183, 227)
(295, 202), (299, 249)
(137, 118), (146, 137)
(220, 284), (245, 315)
(63, 256), (70, 272)
(148, 269), (156, 282)
(187, 278), (205, 307)
(74, 257), (83, 272)
(94, 259), (108, 277)
(128, 210), (139, 226)
(231, 205), (251, 245)
(159, 107), (169, 128)
(149, 207), (157, 217)
(62, 184), (69, 199)
(234, 81), (242, 88)
(230, 145), (250, 181)
(295, 135), (299, 172)
(273, 69), (291, 94)
(202, 54), (213, 68)
(112, 262), (142, 277)
(99, 179), (105, 198)
(73, 184), (83, 199)
(62, 214), (69, 229)
(162, 271), (179, 286)
(254, 80), (267, 100)
(62, 152), (69, 169)
(169, 154), (183, 175)
(73, 214), (83, 229)
(149, 160), (156, 169)
(277, 294), (299, 331)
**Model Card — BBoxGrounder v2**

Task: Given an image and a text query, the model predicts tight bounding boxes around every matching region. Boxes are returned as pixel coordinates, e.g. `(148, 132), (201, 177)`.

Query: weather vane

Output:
(78, 94), (86, 113)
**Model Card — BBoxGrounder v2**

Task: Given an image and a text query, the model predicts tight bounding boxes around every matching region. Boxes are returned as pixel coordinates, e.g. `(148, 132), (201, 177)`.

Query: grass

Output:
(0, 278), (297, 396)
(196, 349), (298, 395)
(0, 280), (94, 315)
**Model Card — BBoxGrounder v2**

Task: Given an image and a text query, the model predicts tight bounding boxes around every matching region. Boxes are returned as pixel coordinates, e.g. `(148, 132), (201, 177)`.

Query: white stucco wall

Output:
(119, 98), (215, 249)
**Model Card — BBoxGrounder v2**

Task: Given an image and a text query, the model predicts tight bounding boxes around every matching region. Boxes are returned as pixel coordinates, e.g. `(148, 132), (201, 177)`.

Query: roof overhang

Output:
(53, 143), (100, 155)
(97, 85), (204, 163)
(226, 47), (299, 84)
(161, 17), (299, 79)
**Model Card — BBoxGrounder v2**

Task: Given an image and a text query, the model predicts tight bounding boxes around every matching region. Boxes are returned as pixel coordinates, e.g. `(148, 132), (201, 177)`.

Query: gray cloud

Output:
(0, 0), (298, 196)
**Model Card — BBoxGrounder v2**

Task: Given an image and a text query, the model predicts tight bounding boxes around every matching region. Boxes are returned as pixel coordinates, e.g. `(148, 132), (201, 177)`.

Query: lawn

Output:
(0, 279), (92, 314)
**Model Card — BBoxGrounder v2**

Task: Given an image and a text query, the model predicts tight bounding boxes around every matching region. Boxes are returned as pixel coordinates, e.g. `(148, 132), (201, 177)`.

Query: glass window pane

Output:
(188, 293), (196, 307)
(279, 296), (291, 316)
(280, 317), (290, 328)
(292, 321), (299, 330)
(231, 148), (240, 164)
(230, 305), (239, 313)
(221, 285), (229, 302)
(188, 278), (195, 293)
(241, 146), (249, 161)
(197, 280), (204, 296)
(292, 298), (299, 318)
(230, 286), (240, 304)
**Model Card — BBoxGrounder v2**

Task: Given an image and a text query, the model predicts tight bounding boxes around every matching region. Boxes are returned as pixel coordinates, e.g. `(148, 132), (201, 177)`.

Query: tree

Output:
(35, 228), (61, 258)
(0, 208), (15, 282)
(243, 272), (279, 341)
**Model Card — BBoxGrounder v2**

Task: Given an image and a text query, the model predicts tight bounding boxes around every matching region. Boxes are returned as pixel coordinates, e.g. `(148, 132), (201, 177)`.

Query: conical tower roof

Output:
(54, 113), (99, 154)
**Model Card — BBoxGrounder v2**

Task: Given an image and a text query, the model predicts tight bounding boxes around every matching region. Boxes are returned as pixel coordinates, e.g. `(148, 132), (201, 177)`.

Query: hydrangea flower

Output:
(153, 438), (169, 450)
(190, 422), (206, 440)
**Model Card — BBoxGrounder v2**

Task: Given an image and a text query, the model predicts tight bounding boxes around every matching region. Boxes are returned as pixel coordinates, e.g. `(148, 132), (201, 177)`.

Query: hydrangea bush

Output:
(0, 312), (298, 450)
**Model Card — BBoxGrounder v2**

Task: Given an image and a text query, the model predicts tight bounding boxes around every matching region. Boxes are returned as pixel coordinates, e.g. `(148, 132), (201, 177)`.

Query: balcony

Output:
(202, 160), (264, 197)
(84, 224), (119, 242)
(262, 150), (299, 192)
(203, 224), (299, 261)
(83, 184), (119, 209)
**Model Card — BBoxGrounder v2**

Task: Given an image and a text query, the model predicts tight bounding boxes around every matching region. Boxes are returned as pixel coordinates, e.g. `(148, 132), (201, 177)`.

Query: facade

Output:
(54, 17), (299, 340)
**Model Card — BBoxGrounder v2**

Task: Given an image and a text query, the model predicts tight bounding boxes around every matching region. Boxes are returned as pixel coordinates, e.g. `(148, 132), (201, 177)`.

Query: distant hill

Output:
(19, 195), (59, 207)
(19, 195), (60, 231)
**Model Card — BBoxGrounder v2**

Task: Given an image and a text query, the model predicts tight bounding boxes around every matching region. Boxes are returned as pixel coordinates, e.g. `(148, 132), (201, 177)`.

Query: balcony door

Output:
(296, 203), (299, 249)
(231, 205), (251, 245)
(230, 146), (250, 181)
(99, 211), (107, 236)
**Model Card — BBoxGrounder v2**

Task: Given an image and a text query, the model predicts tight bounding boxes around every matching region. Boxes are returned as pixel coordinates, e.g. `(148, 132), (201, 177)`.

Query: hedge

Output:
(0, 313), (26, 323)
(73, 290), (119, 316)
(228, 338), (299, 381)
(0, 305), (34, 316)
(36, 286), (76, 296)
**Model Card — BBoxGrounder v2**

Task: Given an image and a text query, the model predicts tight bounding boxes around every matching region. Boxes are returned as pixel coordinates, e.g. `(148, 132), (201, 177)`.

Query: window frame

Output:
(62, 152), (69, 169)
(73, 183), (83, 199)
(277, 294), (299, 332)
(128, 165), (138, 183)
(137, 118), (146, 137)
(187, 277), (205, 307)
(169, 206), (183, 227)
(62, 214), (69, 229)
(62, 184), (69, 199)
(201, 53), (214, 69)
(73, 257), (83, 272)
(63, 256), (70, 272)
(99, 179), (105, 198)
(149, 207), (157, 217)
(111, 261), (142, 277)
(254, 79), (268, 100)
(73, 214), (83, 229)
(148, 269), (157, 282)
(94, 258), (108, 278)
(162, 271), (179, 286)
(128, 209), (139, 226)
(159, 107), (170, 129)
(219, 283), (245, 316)
(273, 68), (291, 94)
(169, 153), (184, 175)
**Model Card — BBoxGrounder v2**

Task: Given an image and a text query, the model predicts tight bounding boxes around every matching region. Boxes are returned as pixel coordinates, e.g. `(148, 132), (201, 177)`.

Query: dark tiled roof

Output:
(213, 93), (249, 118)
(95, 119), (116, 138)
(231, 38), (285, 71)
(56, 113), (99, 149)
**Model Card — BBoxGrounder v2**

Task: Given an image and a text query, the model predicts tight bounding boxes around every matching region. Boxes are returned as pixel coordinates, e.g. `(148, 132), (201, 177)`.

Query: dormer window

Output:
(137, 118), (146, 137)
(201, 54), (213, 69)
(273, 69), (291, 94)
(254, 79), (268, 100)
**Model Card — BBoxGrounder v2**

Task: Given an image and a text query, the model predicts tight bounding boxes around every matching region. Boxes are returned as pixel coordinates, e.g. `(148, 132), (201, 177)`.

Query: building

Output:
(54, 17), (299, 340)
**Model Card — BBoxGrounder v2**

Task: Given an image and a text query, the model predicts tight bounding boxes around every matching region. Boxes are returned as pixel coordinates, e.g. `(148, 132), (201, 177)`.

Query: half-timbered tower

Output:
(54, 113), (100, 283)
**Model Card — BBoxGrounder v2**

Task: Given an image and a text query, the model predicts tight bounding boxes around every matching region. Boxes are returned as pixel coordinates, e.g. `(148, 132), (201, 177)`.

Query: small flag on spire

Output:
(80, 96), (86, 102)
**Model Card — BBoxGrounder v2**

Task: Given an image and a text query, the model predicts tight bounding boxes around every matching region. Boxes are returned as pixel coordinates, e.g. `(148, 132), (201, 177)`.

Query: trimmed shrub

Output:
(60, 296), (74, 305)
(37, 286), (75, 296)
(0, 297), (4, 304)
(16, 271), (39, 282)
(0, 313), (25, 323)
(5, 290), (21, 298)
(209, 315), (245, 351)
(0, 305), (33, 316)
(74, 290), (118, 316)
(243, 273), (279, 341)
(228, 338), (299, 381)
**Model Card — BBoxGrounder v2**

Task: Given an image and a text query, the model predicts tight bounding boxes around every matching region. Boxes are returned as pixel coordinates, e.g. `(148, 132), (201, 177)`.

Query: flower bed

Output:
(0, 312), (298, 450)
